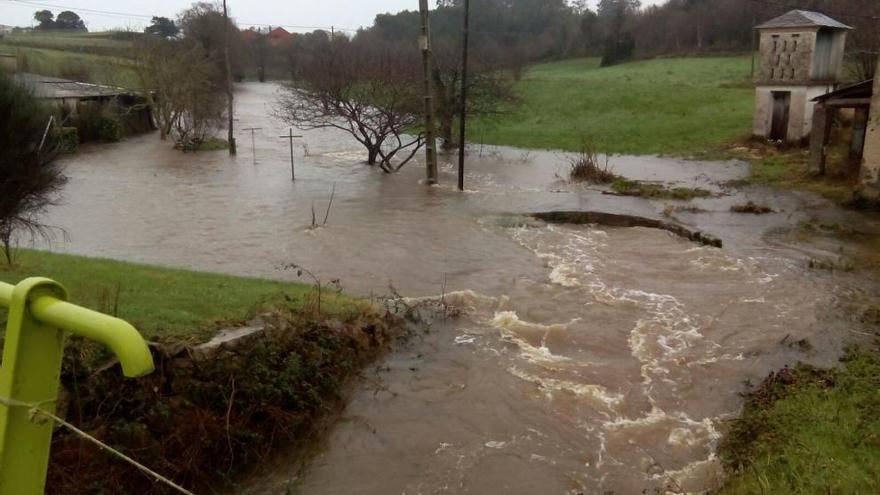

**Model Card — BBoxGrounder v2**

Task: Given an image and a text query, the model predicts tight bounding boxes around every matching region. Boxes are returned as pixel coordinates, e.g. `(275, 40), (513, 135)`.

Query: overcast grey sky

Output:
(2, 0), (664, 32)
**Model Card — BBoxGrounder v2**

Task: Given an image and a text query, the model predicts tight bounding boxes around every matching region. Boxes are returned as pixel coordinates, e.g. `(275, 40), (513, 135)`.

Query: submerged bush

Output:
(58, 127), (79, 152)
(568, 139), (616, 184)
(96, 115), (122, 143)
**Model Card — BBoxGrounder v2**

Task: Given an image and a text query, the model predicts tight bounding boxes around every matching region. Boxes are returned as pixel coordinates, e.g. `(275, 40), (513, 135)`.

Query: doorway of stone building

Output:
(770, 91), (791, 141)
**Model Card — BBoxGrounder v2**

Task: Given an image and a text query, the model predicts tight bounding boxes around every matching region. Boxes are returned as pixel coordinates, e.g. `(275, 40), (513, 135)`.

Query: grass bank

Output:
(0, 249), (359, 340)
(1, 250), (402, 494)
(718, 349), (880, 494)
(471, 56), (754, 155)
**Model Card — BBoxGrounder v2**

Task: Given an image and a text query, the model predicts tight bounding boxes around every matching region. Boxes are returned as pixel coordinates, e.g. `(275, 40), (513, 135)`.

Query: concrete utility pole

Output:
(279, 129), (303, 181)
(222, 0), (237, 156)
(457, 0), (470, 191)
(419, 0), (439, 185)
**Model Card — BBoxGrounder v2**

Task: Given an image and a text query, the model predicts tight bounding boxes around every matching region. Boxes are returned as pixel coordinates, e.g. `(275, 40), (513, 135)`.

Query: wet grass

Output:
(0, 250), (364, 340)
(611, 178), (712, 200)
(718, 350), (880, 494)
(470, 56), (754, 155)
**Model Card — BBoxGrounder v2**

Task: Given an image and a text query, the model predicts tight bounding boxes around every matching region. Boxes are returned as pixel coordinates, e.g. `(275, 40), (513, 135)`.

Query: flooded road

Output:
(44, 83), (879, 493)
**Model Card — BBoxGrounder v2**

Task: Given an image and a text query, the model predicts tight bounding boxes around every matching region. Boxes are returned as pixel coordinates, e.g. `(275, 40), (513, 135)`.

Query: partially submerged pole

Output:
(222, 0), (237, 156)
(279, 129), (303, 181)
(419, 0), (439, 185)
(242, 127), (262, 164)
(457, 0), (470, 192)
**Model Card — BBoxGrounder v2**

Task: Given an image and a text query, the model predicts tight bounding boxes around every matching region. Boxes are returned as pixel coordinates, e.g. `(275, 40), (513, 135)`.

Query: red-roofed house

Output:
(268, 27), (292, 45)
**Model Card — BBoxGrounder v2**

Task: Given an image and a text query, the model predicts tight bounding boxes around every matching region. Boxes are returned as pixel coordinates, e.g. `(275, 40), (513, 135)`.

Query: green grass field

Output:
(0, 31), (141, 88)
(472, 56), (755, 155)
(0, 250), (361, 340)
(0, 31), (136, 56)
(719, 351), (880, 494)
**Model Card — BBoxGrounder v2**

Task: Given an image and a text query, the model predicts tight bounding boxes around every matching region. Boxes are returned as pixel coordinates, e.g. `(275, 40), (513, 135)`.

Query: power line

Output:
(746, 0), (880, 22)
(2, 0), (358, 32)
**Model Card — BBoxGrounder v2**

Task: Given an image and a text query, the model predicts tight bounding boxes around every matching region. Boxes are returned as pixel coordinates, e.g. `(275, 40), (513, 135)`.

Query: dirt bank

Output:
(46, 305), (403, 494)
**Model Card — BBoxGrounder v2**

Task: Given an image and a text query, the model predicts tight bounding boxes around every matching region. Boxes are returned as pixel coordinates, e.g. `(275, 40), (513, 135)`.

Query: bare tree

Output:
(430, 37), (516, 149)
(0, 72), (67, 265)
(275, 38), (425, 173)
(134, 38), (226, 150)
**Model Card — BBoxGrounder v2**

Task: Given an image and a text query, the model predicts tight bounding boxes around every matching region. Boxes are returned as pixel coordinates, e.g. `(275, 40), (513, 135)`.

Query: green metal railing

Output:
(0, 277), (155, 495)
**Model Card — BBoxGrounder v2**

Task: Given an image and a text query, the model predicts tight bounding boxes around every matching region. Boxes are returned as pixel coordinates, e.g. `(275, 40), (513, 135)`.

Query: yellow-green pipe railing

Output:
(0, 277), (154, 495)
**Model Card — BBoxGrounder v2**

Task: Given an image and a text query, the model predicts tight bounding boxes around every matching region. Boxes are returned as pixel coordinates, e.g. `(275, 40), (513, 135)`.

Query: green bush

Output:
(58, 126), (79, 152)
(95, 115), (122, 142)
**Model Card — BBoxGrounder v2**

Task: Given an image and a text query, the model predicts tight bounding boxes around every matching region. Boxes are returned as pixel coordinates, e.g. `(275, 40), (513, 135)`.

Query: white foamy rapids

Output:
(402, 289), (499, 313)
(509, 224), (733, 489)
(489, 311), (579, 364)
(508, 367), (624, 408)
(511, 225), (605, 289)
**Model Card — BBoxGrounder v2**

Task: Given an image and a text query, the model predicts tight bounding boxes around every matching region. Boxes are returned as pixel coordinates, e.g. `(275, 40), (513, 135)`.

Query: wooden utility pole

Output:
(242, 127), (262, 164)
(222, 0), (237, 155)
(457, 0), (470, 192)
(419, 0), (439, 185)
(279, 129), (303, 181)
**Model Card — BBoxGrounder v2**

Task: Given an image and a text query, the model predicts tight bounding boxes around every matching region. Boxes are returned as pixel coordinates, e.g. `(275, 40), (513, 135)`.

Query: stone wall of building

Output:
(756, 29), (817, 85)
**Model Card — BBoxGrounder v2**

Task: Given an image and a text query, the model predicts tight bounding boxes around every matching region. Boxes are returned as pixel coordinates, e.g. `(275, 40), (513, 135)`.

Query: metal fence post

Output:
(0, 277), (155, 495)
(0, 278), (68, 494)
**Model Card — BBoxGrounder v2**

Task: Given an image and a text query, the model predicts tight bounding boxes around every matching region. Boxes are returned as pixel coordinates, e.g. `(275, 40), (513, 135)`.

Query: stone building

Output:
(753, 10), (850, 143)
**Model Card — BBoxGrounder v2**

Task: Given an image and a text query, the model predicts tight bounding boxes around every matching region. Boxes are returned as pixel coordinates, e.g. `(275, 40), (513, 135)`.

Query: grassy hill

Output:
(0, 31), (140, 88)
(471, 56), (755, 156)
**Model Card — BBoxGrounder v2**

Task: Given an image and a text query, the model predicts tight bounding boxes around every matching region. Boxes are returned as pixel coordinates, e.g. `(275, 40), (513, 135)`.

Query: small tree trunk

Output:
(440, 115), (455, 149)
(1, 235), (13, 266)
(367, 146), (380, 165)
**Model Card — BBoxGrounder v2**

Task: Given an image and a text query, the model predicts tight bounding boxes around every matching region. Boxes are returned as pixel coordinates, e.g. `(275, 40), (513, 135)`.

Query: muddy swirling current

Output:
(44, 83), (872, 494)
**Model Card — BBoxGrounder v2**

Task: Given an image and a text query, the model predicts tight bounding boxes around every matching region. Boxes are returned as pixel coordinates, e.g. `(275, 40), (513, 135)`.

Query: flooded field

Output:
(44, 83), (879, 493)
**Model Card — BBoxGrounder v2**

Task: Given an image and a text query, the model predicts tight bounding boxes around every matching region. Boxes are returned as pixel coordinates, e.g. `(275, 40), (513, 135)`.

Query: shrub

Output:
(568, 139), (616, 183)
(95, 115), (122, 142)
(58, 127), (79, 152)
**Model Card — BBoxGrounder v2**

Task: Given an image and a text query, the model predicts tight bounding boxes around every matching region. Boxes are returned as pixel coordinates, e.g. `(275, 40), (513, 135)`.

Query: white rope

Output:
(0, 395), (196, 495)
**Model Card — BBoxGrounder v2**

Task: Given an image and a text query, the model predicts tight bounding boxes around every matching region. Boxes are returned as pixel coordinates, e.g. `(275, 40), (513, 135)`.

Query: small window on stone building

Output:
(790, 68), (795, 79)
(782, 40), (788, 52)
(770, 68), (776, 79)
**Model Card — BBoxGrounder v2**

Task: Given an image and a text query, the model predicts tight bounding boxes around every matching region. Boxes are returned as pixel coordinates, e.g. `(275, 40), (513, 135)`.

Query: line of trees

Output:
(33, 10), (87, 32)
(268, 0), (880, 171)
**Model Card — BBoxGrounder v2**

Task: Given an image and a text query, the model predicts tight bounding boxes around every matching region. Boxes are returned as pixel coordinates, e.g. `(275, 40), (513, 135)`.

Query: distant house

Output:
(0, 25), (12, 37)
(267, 27), (293, 46)
(752, 10), (851, 144)
(241, 28), (259, 43)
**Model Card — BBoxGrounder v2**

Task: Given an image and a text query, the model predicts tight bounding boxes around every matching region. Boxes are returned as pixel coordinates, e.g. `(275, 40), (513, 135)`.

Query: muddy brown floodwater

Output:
(43, 83), (880, 493)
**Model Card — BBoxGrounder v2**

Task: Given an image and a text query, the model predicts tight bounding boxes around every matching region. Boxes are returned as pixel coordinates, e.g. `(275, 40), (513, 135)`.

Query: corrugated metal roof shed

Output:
(812, 79), (874, 102)
(755, 10), (852, 30)
(13, 73), (128, 100)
